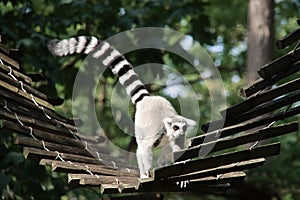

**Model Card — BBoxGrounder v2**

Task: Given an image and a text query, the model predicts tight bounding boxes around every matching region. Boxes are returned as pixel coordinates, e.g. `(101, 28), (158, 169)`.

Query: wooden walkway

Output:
(0, 25), (299, 195)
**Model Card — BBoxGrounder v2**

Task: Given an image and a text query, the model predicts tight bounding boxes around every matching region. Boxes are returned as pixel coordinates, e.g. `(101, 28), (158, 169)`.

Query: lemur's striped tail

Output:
(48, 36), (149, 104)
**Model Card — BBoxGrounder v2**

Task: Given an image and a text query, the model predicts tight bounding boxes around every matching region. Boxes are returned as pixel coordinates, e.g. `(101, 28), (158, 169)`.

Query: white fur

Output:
(92, 41), (110, 59)
(76, 36), (88, 53)
(135, 96), (196, 178)
(84, 36), (99, 54)
(102, 49), (121, 66)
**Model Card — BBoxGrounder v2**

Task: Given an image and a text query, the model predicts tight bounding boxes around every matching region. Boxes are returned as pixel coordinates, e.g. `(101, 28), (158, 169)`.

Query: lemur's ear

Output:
(163, 117), (172, 127)
(182, 117), (197, 127)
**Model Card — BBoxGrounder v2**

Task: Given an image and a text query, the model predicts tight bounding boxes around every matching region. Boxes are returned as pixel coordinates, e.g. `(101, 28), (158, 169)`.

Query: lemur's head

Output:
(163, 116), (196, 139)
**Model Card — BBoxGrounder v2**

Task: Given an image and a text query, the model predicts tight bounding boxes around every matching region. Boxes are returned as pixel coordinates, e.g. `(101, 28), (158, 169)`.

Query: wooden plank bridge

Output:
(0, 25), (299, 195)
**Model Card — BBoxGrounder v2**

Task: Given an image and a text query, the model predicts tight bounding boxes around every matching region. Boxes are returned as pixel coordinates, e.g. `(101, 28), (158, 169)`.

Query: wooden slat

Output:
(24, 147), (102, 164)
(222, 91), (300, 128)
(221, 77), (300, 118)
(276, 28), (300, 49)
(0, 70), (48, 100)
(102, 173), (242, 194)
(0, 52), (20, 69)
(0, 63), (32, 84)
(0, 119), (102, 150)
(152, 143), (280, 180)
(240, 61), (300, 97)
(163, 158), (265, 183)
(0, 108), (78, 138)
(176, 123), (297, 161)
(0, 80), (54, 110)
(191, 106), (300, 146)
(69, 174), (139, 186)
(0, 44), (11, 55)
(258, 47), (300, 79)
(0, 102), (105, 145)
(203, 79), (300, 132)
(15, 137), (92, 157)
(136, 172), (246, 193)
(40, 159), (138, 177)
(23, 147), (130, 168)
(0, 88), (76, 126)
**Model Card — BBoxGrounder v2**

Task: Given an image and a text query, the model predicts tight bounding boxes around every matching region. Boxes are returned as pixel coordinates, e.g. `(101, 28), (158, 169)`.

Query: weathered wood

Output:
(0, 30), (299, 195)
(0, 108), (78, 138)
(139, 172), (246, 193)
(15, 137), (93, 157)
(276, 28), (300, 49)
(176, 123), (297, 161)
(240, 61), (300, 97)
(0, 103), (103, 145)
(23, 147), (130, 167)
(152, 143), (280, 180)
(0, 63), (32, 84)
(0, 119), (109, 154)
(163, 158), (265, 184)
(205, 90), (300, 132)
(102, 172), (243, 194)
(257, 47), (300, 79)
(192, 105), (300, 146)
(0, 71), (48, 100)
(1, 119), (81, 146)
(0, 52), (20, 69)
(24, 147), (101, 164)
(0, 44), (11, 55)
(224, 91), (300, 128)
(0, 87), (75, 126)
(221, 77), (300, 118)
(0, 80), (54, 110)
(40, 159), (138, 177)
(69, 174), (139, 186)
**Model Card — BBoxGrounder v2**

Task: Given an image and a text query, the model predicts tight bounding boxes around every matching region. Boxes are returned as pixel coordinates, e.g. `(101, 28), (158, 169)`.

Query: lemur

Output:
(48, 36), (196, 178)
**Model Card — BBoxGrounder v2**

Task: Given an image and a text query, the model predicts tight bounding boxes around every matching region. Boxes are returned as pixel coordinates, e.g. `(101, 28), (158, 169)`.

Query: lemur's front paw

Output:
(140, 174), (149, 179)
(139, 171), (150, 179)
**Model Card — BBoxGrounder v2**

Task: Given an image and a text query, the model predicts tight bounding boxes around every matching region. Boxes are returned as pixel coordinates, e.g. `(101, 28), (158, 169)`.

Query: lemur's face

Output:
(163, 116), (196, 139)
(169, 122), (187, 137)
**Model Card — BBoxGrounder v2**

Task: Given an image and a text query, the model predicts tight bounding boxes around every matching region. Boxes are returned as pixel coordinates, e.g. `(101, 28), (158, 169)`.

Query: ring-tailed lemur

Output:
(48, 36), (196, 178)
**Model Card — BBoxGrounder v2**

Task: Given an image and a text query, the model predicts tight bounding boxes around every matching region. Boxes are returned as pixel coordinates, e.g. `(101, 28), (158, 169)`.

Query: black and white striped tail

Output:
(48, 36), (149, 104)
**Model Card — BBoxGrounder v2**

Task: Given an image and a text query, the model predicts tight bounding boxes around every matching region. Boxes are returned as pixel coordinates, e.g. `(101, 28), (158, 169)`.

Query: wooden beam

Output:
(0, 88), (75, 126)
(152, 143), (280, 180)
(0, 80), (54, 110)
(0, 108), (78, 138)
(15, 137), (93, 157)
(177, 122), (297, 161)
(163, 158), (265, 183)
(220, 91), (300, 128)
(0, 70), (47, 100)
(138, 172), (246, 193)
(192, 105), (300, 146)
(276, 28), (300, 49)
(0, 119), (102, 150)
(240, 61), (300, 97)
(221, 77), (300, 118)
(0, 52), (20, 69)
(39, 159), (138, 177)
(258, 47), (300, 79)
(24, 147), (101, 164)
(0, 63), (32, 84)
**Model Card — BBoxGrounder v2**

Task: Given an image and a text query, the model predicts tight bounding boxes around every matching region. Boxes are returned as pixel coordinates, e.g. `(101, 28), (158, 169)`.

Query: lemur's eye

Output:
(172, 125), (179, 131)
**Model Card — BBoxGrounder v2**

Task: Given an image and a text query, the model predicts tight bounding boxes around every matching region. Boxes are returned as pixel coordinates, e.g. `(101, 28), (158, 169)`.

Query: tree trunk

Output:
(246, 0), (275, 83)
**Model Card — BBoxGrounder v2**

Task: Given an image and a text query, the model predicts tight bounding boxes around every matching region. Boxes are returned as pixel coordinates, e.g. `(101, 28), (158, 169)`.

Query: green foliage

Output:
(0, 0), (300, 199)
